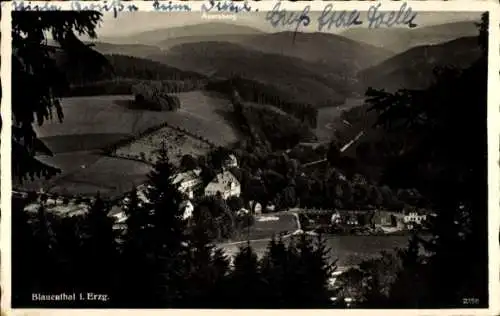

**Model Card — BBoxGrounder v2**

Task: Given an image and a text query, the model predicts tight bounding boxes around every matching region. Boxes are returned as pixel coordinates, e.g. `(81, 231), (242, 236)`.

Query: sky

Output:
(93, 11), (481, 38)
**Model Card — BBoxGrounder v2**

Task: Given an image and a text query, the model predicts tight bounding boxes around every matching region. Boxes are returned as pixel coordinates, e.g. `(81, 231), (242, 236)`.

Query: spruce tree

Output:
(118, 187), (154, 307)
(388, 234), (424, 308)
(11, 197), (45, 306)
(117, 145), (189, 307)
(143, 144), (190, 306)
(80, 194), (119, 304)
(290, 234), (335, 308)
(12, 11), (111, 182)
(227, 242), (265, 308)
(184, 208), (230, 308)
(259, 236), (290, 308)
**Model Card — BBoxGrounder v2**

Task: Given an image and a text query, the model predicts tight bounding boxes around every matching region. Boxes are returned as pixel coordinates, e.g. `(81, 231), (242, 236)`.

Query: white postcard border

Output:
(1, 1), (499, 316)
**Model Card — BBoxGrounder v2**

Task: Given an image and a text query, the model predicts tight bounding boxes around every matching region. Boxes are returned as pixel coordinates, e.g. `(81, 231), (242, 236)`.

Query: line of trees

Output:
(207, 76), (319, 128)
(230, 91), (317, 150)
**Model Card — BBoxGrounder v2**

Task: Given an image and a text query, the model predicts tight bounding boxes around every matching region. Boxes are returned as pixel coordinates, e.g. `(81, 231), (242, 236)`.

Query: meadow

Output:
(23, 91), (243, 198)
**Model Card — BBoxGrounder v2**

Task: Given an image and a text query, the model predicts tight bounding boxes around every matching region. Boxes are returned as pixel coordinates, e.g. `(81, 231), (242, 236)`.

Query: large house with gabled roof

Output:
(204, 170), (241, 199)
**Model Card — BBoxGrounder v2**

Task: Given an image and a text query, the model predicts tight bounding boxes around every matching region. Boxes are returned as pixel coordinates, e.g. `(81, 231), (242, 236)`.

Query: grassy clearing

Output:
(36, 95), (175, 139)
(41, 133), (128, 154)
(27, 91), (242, 197)
(20, 155), (152, 198)
(39, 92), (241, 147)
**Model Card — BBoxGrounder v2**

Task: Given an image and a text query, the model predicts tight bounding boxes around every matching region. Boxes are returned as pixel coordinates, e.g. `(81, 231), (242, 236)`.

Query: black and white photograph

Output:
(8, 2), (495, 310)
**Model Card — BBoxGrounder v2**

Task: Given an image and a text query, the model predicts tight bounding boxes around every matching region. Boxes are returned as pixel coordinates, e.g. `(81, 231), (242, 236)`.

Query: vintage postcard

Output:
(1, 0), (499, 315)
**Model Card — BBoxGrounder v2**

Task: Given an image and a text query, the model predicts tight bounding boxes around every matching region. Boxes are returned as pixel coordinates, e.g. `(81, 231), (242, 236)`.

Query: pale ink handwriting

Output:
(12, 1), (139, 18)
(317, 4), (362, 32)
(367, 2), (417, 29)
(265, 2), (418, 32)
(265, 2), (311, 35)
(12, 1), (62, 11)
(71, 0), (138, 18)
(202, 0), (253, 14)
(153, 0), (192, 12)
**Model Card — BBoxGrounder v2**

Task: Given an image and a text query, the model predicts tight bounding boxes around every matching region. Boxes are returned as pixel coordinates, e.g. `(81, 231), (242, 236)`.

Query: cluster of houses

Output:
(171, 154), (240, 199)
(113, 154), (244, 224)
(16, 152), (434, 235)
(294, 208), (432, 234)
(17, 154), (252, 228)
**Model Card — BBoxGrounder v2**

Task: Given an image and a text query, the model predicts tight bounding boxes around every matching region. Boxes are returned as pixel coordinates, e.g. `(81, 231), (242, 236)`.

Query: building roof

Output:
(172, 169), (202, 185)
(180, 200), (193, 209)
(205, 170), (240, 193)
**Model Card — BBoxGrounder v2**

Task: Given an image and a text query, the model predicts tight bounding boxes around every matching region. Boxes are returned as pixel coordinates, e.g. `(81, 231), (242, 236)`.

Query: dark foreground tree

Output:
(226, 242), (266, 308)
(12, 11), (111, 182)
(290, 234), (336, 308)
(364, 13), (489, 307)
(11, 197), (58, 306)
(117, 145), (190, 307)
(184, 209), (230, 307)
(79, 195), (119, 303)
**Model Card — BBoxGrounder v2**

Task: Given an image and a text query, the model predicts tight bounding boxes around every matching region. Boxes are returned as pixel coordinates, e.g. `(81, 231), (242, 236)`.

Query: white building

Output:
(331, 211), (342, 225)
(249, 200), (262, 215)
(404, 212), (427, 225)
(224, 154), (238, 168)
(204, 170), (241, 199)
(179, 200), (194, 220)
(171, 169), (203, 199)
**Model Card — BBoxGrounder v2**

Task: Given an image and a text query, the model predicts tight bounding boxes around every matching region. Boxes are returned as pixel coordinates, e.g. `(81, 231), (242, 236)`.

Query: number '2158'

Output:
(462, 297), (480, 305)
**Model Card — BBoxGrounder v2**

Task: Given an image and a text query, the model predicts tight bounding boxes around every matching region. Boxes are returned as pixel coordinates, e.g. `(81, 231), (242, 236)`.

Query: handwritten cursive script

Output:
(202, 0), (253, 14)
(153, 0), (191, 12)
(12, 1), (62, 11)
(71, 0), (138, 18)
(317, 4), (362, 32)
(264, 2), (418, 32)
(367, 3), (417, 29)
(265, 2), (311, 36)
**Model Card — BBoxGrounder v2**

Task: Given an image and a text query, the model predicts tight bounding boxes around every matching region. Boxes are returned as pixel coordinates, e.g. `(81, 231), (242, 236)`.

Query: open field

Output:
(231, 212), (300, 242)
(42, 133), (128, 154)
(114, 126), (213, 165)
(172, 91), (242, 146)
(38, 92), (241, 152)
(19, 152), (152, 198)
(21, 92), (243, 197)
(36, 95), (172, 140)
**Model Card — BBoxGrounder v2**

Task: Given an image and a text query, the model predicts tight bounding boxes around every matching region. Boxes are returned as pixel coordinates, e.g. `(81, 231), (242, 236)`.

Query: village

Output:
(15, 151), (432, 237)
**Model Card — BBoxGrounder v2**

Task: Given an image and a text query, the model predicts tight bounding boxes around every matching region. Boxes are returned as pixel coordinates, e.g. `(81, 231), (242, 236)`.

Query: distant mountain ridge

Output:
(341, 21), (480, 53)
(359, 36), (481, 92)
(147, 41), (351, 106)
(101, 22), (394, 72)
(99, 22), (263, 45)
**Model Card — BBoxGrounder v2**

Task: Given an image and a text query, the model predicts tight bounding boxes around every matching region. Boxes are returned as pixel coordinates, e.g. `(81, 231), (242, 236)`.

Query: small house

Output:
(204, 170), (241, 199)
(404, 212), (427, 225)
(249, 200), (262, 215)
(224, 154), (238, 168)
(179, 200), (194, 220)
(172, 169), (203, 199)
